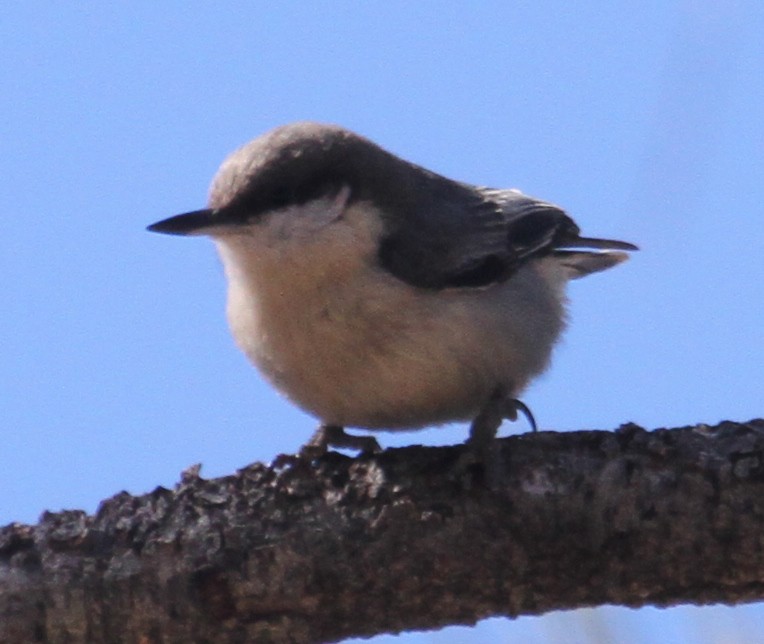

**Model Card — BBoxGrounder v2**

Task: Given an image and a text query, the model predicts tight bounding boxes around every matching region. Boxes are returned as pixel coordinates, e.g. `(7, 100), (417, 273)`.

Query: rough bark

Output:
(2, 419), (764, 643)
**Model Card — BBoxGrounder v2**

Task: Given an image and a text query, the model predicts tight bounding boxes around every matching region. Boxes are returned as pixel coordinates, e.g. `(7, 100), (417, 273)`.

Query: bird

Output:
(148, 122), (636, 457)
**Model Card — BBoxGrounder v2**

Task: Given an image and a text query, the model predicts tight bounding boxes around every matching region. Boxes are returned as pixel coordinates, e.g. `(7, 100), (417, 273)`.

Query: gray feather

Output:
(378, 184), (580, 290)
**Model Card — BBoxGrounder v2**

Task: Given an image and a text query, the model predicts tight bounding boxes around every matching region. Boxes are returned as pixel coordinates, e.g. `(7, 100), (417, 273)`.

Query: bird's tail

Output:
(554, 250), (631, 278)
(552, 235), (637, 279)
(557, 236), (638, 252)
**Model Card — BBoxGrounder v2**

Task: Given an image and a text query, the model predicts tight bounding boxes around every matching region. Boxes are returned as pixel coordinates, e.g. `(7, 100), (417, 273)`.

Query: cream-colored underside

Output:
(214, 196), (566, 430)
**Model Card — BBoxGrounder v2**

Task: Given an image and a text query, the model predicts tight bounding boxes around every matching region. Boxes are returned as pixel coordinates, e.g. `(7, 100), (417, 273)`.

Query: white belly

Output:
(214, 201), (565, 430)
(225, 259), (563, 429)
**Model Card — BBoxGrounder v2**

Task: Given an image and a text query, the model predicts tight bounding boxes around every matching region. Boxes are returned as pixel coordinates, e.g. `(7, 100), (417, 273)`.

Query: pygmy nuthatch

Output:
(148, 122), (636, 455)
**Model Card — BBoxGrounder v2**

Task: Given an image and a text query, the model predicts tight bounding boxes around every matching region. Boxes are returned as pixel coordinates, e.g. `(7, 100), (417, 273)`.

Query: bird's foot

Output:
(299, 424), (382, 459)
(468, 392), (537, 450)
(462, 392), (537, 485)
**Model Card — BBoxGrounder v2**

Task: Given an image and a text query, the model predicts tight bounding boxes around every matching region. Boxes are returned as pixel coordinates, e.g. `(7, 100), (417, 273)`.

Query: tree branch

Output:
(2, 419), (764, 643)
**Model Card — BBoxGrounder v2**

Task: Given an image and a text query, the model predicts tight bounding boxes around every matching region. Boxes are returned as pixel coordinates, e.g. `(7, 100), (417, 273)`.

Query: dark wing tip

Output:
(557, 236), (639, 251)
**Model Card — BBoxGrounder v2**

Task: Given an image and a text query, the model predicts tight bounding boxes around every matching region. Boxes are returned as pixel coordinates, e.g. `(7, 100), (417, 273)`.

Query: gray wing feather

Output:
(377, 184), (580, 289)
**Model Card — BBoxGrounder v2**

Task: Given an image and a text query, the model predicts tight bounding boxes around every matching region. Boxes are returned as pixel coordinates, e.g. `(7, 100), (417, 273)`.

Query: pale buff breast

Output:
(215, 198), (566, 430)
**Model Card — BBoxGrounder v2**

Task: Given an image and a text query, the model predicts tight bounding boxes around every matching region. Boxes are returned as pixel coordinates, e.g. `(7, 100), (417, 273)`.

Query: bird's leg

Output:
(300, 424), (381, 459)
(463, 390), (537, 486)
(468, 390), (538, 454)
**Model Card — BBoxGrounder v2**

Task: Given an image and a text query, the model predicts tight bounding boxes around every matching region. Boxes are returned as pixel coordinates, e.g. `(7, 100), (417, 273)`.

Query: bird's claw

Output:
(299, 424), (382, 459)
(468, 392), (537, 453)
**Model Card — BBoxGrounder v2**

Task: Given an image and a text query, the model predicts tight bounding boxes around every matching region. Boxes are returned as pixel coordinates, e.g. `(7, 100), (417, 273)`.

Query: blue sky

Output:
(1, 2), (762, 642)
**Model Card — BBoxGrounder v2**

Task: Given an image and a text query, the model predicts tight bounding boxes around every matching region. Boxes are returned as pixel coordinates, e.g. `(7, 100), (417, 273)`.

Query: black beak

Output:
(147, 209), (217, 236)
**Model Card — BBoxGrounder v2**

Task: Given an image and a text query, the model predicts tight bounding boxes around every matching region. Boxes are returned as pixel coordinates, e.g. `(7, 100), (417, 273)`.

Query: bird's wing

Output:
(377, 183), (620, 290)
